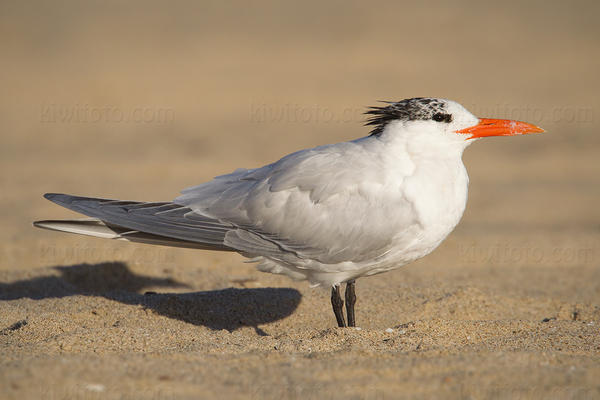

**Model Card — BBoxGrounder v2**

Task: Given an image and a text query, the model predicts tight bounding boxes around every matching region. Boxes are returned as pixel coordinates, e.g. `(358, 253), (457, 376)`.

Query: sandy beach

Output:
(1, 1), (599, 398)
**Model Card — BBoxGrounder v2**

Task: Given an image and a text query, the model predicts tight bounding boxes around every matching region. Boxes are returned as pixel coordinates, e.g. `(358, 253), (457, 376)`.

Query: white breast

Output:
(340, 126), (471, 281)
(392, 156), (469, 261)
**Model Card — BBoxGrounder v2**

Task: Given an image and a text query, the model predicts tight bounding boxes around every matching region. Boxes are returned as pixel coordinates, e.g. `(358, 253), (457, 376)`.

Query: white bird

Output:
(34, 98), (544, 327)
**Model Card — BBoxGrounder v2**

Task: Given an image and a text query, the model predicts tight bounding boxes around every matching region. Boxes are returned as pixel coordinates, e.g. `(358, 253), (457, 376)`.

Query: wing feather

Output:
(43, 193), (233, 250)
(176, 140), (418, 265)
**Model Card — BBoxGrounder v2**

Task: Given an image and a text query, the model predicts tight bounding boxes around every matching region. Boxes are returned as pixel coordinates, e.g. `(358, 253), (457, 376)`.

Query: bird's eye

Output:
(432, 113), (452, 123)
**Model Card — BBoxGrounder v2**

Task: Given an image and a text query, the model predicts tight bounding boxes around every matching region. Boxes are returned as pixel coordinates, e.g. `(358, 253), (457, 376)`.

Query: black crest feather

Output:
(365, 97), (449, 136)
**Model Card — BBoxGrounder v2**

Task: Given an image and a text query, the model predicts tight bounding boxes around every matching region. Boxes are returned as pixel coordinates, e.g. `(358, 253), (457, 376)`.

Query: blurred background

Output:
(1, 1), (599, 398)
(2, 0), (599, 274)
(2, 0), (599, 247)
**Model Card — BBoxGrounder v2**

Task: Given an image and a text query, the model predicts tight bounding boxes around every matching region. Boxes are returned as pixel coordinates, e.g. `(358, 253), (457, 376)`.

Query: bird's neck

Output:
(375, 121), (471, 162)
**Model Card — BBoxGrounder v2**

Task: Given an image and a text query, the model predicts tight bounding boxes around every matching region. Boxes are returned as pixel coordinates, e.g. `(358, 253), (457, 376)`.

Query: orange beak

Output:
(457, 118), (545, 139)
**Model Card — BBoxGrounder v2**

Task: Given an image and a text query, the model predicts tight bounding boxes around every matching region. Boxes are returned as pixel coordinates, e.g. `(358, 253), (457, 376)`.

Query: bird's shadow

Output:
(0, 262), (301, 333)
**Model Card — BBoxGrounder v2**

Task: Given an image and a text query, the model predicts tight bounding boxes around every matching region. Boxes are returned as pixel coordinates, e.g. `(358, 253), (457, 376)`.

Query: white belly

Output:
(253, 156), (470, 287)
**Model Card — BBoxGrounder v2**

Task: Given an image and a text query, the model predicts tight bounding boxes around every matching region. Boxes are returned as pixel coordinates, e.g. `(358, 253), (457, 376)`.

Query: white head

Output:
(365, 98), (544, 155)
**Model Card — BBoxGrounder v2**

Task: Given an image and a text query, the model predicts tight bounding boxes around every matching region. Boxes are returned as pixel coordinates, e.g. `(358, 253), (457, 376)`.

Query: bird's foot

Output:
(345, 280), (356, 327)
(331, 280), (357, 327)
(331, 285), (346, 327)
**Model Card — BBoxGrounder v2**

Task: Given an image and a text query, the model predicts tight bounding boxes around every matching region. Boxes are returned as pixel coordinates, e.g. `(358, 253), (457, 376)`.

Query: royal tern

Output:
(34, 98), (544, 327)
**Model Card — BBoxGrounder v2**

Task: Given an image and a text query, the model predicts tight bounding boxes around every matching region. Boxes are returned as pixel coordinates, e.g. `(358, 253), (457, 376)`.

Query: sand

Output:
(1, 1), (599, 399)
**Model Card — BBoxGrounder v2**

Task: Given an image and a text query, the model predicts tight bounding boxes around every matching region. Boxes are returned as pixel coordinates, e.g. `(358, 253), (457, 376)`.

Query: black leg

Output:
(345, 280), (356, 327)
(331, 285), (346, 327)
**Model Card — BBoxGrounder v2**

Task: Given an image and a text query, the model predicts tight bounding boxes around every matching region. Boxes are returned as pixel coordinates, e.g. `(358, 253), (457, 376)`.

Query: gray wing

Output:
(175, 141), (418, 267)
(41, 193), (325, 261)
(42, 193), (235, 251)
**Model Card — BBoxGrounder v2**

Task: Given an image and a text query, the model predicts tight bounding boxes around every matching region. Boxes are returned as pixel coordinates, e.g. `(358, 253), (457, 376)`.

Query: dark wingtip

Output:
(43, 193), (74, 206)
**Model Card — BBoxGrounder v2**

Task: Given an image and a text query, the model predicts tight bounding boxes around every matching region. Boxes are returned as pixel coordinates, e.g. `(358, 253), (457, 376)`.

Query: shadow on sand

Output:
(0, 262), (301, 333)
